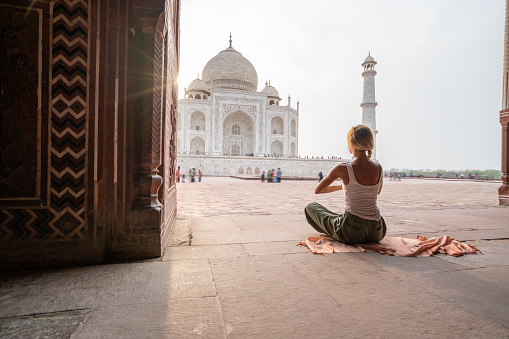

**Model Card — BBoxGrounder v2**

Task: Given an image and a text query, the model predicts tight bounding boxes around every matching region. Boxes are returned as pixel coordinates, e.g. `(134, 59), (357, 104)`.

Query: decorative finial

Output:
(265, 80), (268, 87)
(368, 51), (370, 56)
(229, 32), (232, 47)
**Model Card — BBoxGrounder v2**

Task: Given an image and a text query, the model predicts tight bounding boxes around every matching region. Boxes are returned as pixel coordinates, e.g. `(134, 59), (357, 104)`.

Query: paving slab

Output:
(191, 216), (239, 232)
(421, 269), (509, 328)
(0, 310), (90, 339)
(463, 266), (509, 289)
(191, 229), (302, 245)
(163, 244), (248, 261)
(210, 255), (365, 338)
(0, 260), (215, 317)
(283, 252), (509, 337)
(74, 298), (226, 339)
(242, 240), (310, 256)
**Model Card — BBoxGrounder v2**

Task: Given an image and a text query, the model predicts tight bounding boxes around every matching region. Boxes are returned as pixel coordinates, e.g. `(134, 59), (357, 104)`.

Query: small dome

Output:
(188, 78), (209, 92)
(202, 45), (258, 92)
(261, 84), (280, 98)
(364, 55), (374, 63)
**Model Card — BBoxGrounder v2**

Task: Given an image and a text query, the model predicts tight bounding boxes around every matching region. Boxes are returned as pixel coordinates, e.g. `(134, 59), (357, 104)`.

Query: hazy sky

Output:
(178, 0), (504, 170)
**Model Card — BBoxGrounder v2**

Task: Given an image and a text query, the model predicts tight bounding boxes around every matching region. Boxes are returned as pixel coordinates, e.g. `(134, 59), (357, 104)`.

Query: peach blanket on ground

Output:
(298, 235), (481, 257)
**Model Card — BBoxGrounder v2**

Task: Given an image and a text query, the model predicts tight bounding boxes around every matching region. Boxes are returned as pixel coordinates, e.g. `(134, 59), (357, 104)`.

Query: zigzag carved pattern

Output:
(0, 0), (89, 242)
(151, 34), (164, 162)
(0, 209), (57, 241)
(49, 0), (88, 238)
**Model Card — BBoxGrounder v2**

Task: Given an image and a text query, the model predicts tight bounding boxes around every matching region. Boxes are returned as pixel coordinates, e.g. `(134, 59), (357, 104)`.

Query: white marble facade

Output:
(177, 38), (299, 158)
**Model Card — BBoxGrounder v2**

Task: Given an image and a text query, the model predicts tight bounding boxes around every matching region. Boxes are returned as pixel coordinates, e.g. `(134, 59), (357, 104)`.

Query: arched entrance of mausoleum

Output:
(190, 136), (205, 155)
(271, 116), (284, 135)
(222, 110), (255, 155)
(271, 140), (283, 156)
(190, 110), (205, 130)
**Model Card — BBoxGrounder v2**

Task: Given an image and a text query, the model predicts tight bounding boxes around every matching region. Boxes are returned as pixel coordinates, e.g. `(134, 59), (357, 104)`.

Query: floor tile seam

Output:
(167, 295), (221, 302)
(246, 252), (309, 258)
(464, 264), (509, 270)
(190, 240), (303, 246)
(207, 258), (230, 338)
(0, 308), (93, 321)
(240, 243), (251, 257)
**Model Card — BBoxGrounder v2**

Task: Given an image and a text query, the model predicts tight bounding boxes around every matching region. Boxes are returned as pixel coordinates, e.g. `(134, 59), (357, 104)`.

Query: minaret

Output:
(361, 52), (378, 159)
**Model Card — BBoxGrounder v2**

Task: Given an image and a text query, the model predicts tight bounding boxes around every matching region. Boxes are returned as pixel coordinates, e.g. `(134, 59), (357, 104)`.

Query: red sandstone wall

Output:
(0, 0), (180, 269)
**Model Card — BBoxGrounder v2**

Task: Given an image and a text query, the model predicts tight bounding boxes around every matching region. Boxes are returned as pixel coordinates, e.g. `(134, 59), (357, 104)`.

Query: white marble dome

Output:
(202, 45), (258, 92)
(188, 78), (208, 92)
(261, 84), (280, 98)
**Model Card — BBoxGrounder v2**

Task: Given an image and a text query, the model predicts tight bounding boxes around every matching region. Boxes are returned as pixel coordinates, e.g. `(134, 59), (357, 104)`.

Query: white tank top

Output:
(343, 162), (383, 220)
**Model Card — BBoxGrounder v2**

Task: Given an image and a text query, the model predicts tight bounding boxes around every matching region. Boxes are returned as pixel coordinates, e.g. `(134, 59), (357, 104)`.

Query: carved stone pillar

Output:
(500, 0), (509, 206)
(132, 15), (165, 230)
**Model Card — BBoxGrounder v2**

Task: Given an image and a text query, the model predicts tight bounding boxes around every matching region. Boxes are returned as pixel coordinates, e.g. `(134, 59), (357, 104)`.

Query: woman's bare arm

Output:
(314, 165), (346, 194)
(317, 184), (342, 194)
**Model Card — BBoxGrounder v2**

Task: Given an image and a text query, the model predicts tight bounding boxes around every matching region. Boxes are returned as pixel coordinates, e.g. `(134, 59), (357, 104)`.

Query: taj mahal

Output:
(177, 36), (378, 177)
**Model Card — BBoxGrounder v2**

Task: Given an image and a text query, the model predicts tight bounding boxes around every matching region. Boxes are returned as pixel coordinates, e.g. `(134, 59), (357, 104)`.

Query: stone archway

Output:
(191, 110), (205, 130)
(223, 110), (255, 155)
(271, 116), (284, 135)
(291, 119), (296, 137)
(190, 136), (205, 155)
(271, 140), (283, 156)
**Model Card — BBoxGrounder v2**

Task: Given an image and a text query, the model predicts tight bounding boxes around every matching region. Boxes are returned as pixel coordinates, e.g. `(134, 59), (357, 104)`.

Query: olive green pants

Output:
(304, 202), (387, 245)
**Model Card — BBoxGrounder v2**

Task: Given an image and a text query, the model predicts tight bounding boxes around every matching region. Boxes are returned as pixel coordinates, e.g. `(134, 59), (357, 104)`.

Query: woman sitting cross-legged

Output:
(305, 125), (386, 245)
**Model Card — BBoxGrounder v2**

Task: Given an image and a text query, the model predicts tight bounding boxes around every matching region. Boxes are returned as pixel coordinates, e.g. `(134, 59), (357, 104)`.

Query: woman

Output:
(305, 125), (386, 244)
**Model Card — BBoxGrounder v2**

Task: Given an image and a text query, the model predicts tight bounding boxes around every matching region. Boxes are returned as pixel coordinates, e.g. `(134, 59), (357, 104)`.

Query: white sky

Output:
(178, 0), (504, 170)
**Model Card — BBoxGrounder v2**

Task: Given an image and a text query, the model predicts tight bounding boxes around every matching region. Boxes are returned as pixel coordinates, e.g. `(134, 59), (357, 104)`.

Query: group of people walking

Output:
(261, 168), (282, 183)
(176, 166), (202, 183)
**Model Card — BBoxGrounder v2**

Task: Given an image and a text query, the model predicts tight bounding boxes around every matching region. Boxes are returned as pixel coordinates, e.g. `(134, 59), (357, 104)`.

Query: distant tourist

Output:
(267, 170), (272, 183)
(461, 173), (464, 179)
(271, 169), (275, 183)
(305, 125), (386, 245)
(176, 166), (181, 183)
(276, 168), (282, 183)
(261, 171), (265, 183)
(318, 171), (323, 182)
(199, 170), (202, 182)
(182, 174), (186, 183)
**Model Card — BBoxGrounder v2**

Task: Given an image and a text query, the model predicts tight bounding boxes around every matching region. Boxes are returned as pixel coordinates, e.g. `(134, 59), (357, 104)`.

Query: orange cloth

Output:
(298, 235), (481, 257)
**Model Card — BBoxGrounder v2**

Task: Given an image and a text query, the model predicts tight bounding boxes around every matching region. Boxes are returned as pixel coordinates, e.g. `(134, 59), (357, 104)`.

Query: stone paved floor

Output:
(1, 177), (508, 338)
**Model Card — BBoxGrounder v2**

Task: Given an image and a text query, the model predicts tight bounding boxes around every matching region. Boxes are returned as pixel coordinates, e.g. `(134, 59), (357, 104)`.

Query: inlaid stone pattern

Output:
(222, 104), (256, 118)
(0, 0), (88, 241)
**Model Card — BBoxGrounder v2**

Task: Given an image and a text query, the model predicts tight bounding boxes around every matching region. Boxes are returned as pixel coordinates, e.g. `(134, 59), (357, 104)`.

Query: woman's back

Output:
(343, 160), (382, 220)
(345, 158), (381, 186)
